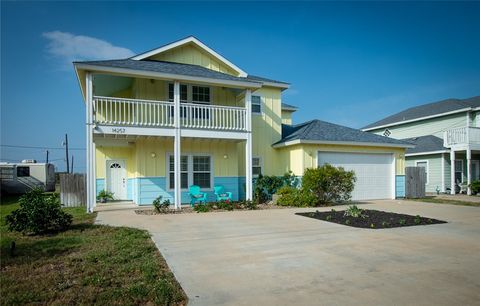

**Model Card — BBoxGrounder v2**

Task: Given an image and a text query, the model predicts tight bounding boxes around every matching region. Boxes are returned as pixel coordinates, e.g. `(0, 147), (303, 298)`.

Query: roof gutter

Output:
(73, 63), (263, 89)
(362, 107), (474, 131)
(405, 149), (450, 157)
(272, 139), (414, 149)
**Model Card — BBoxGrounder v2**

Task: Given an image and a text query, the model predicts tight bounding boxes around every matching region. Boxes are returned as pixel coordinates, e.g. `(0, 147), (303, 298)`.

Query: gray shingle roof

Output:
(74, 59), (288, 86)
(274, 119), (412, 147)
(281, 102), (298, 111)
(362, 96), (480, 130)
(402, 135), (447, 155)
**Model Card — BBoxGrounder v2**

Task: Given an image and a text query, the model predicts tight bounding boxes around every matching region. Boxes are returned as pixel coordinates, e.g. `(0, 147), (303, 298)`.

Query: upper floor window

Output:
(251, 96), (262, 114)
(192, 86), (210, 104)
(168, 83), (188, 102)
(168, 84), (211, 104)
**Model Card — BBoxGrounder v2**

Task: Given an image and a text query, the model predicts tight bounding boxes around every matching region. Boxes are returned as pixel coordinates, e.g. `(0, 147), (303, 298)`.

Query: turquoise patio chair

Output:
(189, 185), (207, 207)
(214, 185), (233, 202)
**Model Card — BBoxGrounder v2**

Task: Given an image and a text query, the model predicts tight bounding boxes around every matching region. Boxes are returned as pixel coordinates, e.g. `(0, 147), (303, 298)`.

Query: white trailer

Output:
(0, 161), (56, 194)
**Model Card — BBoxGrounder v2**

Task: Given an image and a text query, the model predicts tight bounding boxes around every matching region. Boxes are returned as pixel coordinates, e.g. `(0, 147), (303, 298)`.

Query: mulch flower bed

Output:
(296, 209), (447, 229)
(135, 203), (288, 215)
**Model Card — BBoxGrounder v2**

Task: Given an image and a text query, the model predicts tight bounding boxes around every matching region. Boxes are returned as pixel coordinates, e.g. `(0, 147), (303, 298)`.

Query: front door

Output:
(106, 160), (127, 200)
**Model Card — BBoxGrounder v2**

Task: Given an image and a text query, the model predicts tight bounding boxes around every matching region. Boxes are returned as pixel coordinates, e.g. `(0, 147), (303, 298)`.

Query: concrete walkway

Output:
(96, 200), (480, 306)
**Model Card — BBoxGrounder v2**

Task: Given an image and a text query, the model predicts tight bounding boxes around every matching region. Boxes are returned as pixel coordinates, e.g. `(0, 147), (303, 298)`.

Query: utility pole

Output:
(71, 155), (74, 174)
(64, 134), (70, 173)
(45, 150), (49, 163)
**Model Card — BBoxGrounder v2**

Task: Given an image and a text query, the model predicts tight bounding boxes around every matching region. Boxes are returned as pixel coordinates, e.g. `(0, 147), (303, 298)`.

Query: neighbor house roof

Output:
(281, 102), (298, 112)
(362, 96), (480, 131)
(402, 135), (448, 156)
(273, 119), (413, 148)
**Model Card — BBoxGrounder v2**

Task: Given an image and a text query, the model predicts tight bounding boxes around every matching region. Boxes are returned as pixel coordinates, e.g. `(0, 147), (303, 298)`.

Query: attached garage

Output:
(317, 152), (395, 201)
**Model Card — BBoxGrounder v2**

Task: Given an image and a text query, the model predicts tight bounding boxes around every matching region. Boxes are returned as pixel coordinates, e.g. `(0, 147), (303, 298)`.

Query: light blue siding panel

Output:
(96, 179), (105, 197)
(395, 175), (405, 198)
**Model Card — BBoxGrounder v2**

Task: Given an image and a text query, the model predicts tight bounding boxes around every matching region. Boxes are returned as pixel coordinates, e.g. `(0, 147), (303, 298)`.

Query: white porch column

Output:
(173, 81), (182, 209)
(450, 149), (456, 195)
(245, 89), (253, 201)
(441, 153), (445, 193)
(467, 148), (472, 195)
(85, 72), (94, 212)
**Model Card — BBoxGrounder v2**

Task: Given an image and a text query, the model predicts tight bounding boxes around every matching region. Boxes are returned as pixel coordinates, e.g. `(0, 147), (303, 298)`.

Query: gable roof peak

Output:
(131, 36), (248, 77)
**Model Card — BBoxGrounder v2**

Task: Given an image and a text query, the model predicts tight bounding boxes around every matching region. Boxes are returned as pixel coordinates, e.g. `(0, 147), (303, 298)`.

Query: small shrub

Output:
(399, 219), (406, 225)
(216, 200), (233, 210)
(370, 223), (375, 228)
(381, 221), (390, 227)
(194, 204), (210, 213)
(97, 189), (114, 202)
(414, 215), (421, 224)
(6, 189), (73, 235)
(344, 205), (366, 218)
(470, 180), (480, 194)
(253, 171), (300, 204)
(302, 164), (356, 204)
(326, 215), (332, 221)
(276, 186), (316, 207)
(243, 200), (257, 210)
(152, 196), (170, 213)
(345, 219), (351, 225)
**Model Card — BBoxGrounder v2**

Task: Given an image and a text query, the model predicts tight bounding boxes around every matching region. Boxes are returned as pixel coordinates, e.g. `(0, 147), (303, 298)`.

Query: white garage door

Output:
(317, 152), (394, 201)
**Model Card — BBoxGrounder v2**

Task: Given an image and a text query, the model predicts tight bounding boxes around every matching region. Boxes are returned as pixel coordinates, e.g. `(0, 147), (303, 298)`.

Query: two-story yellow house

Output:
(74, 36), (411, 212)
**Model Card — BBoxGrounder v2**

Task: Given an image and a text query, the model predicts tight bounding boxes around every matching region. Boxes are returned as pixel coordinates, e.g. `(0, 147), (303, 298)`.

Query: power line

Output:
(1, 144), (85, 150)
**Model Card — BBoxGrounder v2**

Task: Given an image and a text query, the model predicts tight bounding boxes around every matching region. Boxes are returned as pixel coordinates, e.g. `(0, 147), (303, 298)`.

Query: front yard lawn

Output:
(297, 209), (446, 229)
(405, 197), (480, 207)
(0, 195), (187, 305)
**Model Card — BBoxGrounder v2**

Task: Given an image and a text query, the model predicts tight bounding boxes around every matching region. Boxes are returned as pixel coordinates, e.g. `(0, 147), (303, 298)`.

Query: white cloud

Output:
(42, 31), (134, 65)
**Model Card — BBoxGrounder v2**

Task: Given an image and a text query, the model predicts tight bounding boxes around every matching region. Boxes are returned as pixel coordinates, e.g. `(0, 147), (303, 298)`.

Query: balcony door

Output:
(472, 160), (480, 181)
(106, 160), (127, 200)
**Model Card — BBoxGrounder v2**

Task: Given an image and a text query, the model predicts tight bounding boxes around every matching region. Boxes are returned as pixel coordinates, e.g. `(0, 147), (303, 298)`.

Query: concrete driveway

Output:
(96, 200), (480, 306)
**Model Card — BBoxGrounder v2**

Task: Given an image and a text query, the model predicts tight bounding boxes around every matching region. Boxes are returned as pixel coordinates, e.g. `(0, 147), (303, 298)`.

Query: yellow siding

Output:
(250, 87), (286, 176)
(148, 43), (240, 76)
(96, 145), (136, 178)
(96, 138), (242, 179)
(281, 110), (293, 125)
(278, 144), (406, 176)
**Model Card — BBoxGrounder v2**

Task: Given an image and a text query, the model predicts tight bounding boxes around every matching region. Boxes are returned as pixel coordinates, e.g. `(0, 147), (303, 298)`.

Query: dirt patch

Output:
(296, 209), (447, 229)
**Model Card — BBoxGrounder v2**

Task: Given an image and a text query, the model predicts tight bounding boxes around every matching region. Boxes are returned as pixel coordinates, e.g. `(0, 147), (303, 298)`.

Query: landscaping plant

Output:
(153, 196), (171, 214)
(97, 189), (114, 203)
(276, 185), (316, 207)
(6, 189), (73, 235)
(344, 205), (366, 218)
(253, 171), (300, 204)
(302, 164), (356, 204)
(470, 180), (480, 194)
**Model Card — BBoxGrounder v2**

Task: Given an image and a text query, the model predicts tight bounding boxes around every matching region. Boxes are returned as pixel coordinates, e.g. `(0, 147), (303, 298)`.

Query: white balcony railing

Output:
(443, 127), (480, 147)
(93, 96), (247, 132)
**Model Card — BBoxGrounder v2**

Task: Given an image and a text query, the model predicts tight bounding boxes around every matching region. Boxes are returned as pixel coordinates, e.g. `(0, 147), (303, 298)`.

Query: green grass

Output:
(406, 197), (480, 207)
(0, 195), (187, 305)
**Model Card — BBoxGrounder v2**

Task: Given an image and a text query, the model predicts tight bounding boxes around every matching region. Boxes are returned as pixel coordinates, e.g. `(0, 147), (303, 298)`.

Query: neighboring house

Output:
(362, 96), (480, 194)
(74, 36), (410, 212)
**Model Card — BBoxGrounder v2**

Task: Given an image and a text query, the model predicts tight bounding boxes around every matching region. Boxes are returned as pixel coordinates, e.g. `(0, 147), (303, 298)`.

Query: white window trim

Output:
(252, 156), (263, 177)
(455, 159), (464, 183)
(415, 160), (429, 185)
(167, 83), (212, 105)
(166, 153), (214, 191)
(251, 95), (262, 115)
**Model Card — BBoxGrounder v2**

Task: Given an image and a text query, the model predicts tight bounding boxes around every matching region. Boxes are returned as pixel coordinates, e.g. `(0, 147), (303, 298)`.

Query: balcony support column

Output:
(467, 148), (472, 195)
(245, 89), (253, 201)
(173, 81), (182, 209)
(86, 72), (95, 213)
(450, 150), (456, 195)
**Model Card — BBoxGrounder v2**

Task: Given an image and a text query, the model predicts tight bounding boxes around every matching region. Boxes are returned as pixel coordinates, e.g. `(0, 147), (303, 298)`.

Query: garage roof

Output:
(402, 135), (448, 155)
(273, 119), (413, 148)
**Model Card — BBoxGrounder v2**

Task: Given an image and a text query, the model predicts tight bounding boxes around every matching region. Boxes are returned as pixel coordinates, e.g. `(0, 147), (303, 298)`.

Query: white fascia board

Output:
(281, 107), (297, 112)
(362, 108), (473, 132)
(131, 36), (248, 77)
(405, 150), (450, 157)
(93, 125), (175, 137)
(74, 63), (261, 89)
(261, 81), (290, 89)
(272, 139), (414, 149)
(181, 129), (247, 140)
(74, 65), (87, 102)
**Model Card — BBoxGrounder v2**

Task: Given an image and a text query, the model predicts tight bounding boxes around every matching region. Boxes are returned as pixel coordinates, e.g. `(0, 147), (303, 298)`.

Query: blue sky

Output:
(2, 1), (479, 172)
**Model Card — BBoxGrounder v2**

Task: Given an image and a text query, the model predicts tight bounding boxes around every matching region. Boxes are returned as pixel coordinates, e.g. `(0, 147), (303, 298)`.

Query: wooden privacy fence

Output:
(60, 173), (86, 207)
(405, 167), (426, 198)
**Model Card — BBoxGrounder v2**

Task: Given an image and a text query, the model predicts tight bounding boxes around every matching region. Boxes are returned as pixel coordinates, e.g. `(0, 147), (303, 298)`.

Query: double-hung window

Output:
(169, 155), (189, 189)
(192, 86), (210, 104)
(168, 154), (212, 190)
(252, 157), (262, 177)
(168, 83), (188, 102)
(251, 96), (262, 114)
(455, 160), (464, 183)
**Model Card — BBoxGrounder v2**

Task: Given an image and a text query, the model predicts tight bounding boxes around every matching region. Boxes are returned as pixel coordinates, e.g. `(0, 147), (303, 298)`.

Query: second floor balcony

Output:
(93, 96), (247, 133)
(443, 127), (480, 148)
